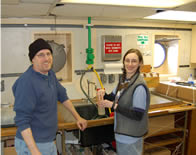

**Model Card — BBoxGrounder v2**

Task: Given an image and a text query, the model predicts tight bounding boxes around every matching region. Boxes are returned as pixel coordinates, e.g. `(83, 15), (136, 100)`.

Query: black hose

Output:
(80, 71), (98, 119)
(80, 71), (97, 105)
(80, 70), (108, 119)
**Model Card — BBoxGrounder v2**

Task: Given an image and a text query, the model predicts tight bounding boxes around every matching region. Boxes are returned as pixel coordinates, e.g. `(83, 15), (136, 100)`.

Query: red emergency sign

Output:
(105, 42), (122, 54)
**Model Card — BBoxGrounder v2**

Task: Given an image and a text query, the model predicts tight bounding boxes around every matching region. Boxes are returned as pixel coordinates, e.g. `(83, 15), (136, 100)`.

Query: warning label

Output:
(105, 42), (122, 54)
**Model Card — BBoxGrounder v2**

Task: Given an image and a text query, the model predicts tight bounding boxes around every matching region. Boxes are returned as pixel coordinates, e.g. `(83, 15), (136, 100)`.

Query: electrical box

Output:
(108, 74), (115, 83)
(100, 73), (107, 84)
(101, 35), (122, 61)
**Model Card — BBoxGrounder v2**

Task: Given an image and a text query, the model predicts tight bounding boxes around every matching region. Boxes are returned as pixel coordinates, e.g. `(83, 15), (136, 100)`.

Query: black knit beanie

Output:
(28, 38), (53, 62)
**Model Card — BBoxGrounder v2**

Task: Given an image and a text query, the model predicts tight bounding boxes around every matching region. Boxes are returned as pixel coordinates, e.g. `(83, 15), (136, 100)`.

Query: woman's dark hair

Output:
(122, 49), (143, 82)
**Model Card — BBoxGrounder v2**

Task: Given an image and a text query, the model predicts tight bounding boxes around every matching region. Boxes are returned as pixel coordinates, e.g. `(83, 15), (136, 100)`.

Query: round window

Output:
(153, 43), (166, 68)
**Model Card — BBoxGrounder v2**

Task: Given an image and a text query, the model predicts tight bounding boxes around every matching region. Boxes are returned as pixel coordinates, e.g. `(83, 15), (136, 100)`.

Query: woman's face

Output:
(124, 53), (141, 78)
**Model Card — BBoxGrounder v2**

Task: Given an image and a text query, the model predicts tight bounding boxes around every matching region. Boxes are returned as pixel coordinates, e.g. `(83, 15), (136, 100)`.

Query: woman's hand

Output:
(97, 89), (105, 101)
(98, 99), (113, 108)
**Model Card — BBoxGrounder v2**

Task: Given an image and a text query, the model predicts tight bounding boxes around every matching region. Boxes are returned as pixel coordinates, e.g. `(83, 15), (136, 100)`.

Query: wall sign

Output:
(105, 42), (122, 54)
(101, 35), (122, 61)
(137, 35), (149, 45)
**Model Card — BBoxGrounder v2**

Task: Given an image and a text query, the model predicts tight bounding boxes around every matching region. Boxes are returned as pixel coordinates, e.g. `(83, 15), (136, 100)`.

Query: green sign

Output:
(137, 35), (149, 45)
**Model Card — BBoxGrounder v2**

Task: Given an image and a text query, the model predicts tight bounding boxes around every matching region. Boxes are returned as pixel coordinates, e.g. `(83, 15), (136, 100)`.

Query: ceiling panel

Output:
(2, 3), (51, 17)
(1, 0), (19, 4)
(52, 4), (156, 20)
(175, 1), (196, 11)
(53, 4), (107, 17)
(100, 6), (156, 19)
(1, 0), (196, 24)
(21, 0), (55, 3)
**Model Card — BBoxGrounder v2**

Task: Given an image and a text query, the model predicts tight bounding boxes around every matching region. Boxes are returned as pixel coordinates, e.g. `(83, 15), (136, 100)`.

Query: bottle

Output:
(96, 88), (106, 115)
(188, 74), (194, 86)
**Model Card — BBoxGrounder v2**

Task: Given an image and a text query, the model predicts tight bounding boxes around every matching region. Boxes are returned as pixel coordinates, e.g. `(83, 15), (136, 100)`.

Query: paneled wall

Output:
(1, 20), (194, 105)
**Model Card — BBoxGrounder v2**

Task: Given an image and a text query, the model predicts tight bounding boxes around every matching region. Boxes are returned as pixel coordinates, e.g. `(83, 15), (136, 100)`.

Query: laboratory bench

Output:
(2, 82), (196, 155)
(2, 101), (196, 154)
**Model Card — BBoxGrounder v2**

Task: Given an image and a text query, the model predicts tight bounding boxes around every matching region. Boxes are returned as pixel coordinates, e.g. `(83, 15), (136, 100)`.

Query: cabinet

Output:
(144, 82), (196, 155)
(190, 25), (196, 64)
(144, 112), (187, 155)
(187, 110), (196, 155)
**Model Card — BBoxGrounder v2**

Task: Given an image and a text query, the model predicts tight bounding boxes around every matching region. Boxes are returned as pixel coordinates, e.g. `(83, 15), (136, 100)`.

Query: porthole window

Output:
(153, 43), (166, 68)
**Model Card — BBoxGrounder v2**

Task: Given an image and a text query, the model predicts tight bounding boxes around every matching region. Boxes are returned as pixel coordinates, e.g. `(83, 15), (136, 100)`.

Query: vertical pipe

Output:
(86, 17), (94, 65)
(88, 17), (91, 49)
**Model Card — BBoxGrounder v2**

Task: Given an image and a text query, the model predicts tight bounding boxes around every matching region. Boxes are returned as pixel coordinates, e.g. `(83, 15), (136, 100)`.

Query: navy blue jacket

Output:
(13, 65), (68, 142)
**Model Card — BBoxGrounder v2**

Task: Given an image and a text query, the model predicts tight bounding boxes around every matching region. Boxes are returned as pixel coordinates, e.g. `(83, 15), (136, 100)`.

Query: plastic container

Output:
(96, 88), (106, 115)
(188, 74), (194, 85)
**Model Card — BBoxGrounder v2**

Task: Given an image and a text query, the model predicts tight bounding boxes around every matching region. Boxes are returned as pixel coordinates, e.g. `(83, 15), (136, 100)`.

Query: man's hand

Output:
(21, 128), (42, 155)
(63, 100), (88, 131)
(76, 117), (87, 131)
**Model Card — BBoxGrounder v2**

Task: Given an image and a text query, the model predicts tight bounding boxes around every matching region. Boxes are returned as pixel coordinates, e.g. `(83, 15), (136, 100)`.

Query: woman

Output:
(97, 49), (150, 155)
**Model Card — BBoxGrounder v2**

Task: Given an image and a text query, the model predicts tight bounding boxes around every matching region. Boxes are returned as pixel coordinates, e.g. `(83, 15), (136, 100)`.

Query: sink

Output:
(74, 103), (115, 147)
(58, 100), (114, 147)
(1, 106), (16, 128)
(74, 103), (99, 120)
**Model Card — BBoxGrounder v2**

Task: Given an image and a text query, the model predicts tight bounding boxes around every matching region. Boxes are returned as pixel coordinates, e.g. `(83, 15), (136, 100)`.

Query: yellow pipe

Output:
(93, 68), (104, 89)
(87, 65), (112, 114)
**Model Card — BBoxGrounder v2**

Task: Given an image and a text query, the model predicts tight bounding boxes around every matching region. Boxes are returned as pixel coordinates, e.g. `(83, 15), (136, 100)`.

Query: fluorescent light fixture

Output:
(145, 11), (196, 22)
(60, 0), (193, 8)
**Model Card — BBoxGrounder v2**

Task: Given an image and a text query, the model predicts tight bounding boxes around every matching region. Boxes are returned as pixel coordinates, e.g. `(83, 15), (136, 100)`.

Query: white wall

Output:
(1, 22), (194, 105)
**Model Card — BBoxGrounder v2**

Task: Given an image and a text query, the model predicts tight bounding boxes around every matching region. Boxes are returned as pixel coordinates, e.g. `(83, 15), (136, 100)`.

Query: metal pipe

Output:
(86, 17), (94, 65)
(88, 17), (91, 49)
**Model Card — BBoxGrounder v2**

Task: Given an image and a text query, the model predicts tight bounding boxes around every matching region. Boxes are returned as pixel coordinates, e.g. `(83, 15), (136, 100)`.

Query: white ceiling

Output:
(1, 0), (196, 24)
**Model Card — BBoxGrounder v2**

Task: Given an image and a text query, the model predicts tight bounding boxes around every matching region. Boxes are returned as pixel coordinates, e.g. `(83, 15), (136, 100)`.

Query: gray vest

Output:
(115, 73), (150, 137)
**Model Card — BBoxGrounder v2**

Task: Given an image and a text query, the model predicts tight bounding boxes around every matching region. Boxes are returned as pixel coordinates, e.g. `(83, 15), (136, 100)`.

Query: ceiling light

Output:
(145, 11), (196, 22)
(60, 0), (193, 8)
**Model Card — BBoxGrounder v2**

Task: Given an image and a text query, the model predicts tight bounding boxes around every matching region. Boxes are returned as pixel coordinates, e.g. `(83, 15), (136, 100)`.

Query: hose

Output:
(80, 67), (108, 119)
(80, 70), (97, 106)
(92, 67), (112, 114)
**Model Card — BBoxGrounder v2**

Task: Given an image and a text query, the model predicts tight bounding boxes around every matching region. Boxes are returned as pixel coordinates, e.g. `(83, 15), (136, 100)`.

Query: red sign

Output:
(105, 42), (122, 54)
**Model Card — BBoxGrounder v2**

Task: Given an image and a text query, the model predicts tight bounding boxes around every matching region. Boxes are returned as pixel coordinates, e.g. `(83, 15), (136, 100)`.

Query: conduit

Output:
(80, 17), (111, 116)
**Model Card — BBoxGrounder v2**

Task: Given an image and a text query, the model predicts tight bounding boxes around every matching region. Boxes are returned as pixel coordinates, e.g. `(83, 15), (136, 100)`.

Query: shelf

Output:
(145, 128), (184, 138)
(144, 137), (182, 150)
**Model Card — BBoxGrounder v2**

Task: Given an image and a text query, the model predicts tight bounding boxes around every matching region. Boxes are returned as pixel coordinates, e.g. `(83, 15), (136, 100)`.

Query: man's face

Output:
(32, 49), (53, 74)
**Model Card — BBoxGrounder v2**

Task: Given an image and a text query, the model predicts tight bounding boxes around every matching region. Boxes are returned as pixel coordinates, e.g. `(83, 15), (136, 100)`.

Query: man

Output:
(13, 38), (87, 155)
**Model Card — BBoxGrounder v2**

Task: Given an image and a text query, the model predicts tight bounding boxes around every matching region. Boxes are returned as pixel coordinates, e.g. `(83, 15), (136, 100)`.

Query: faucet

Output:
(87, 80), (97, 103)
